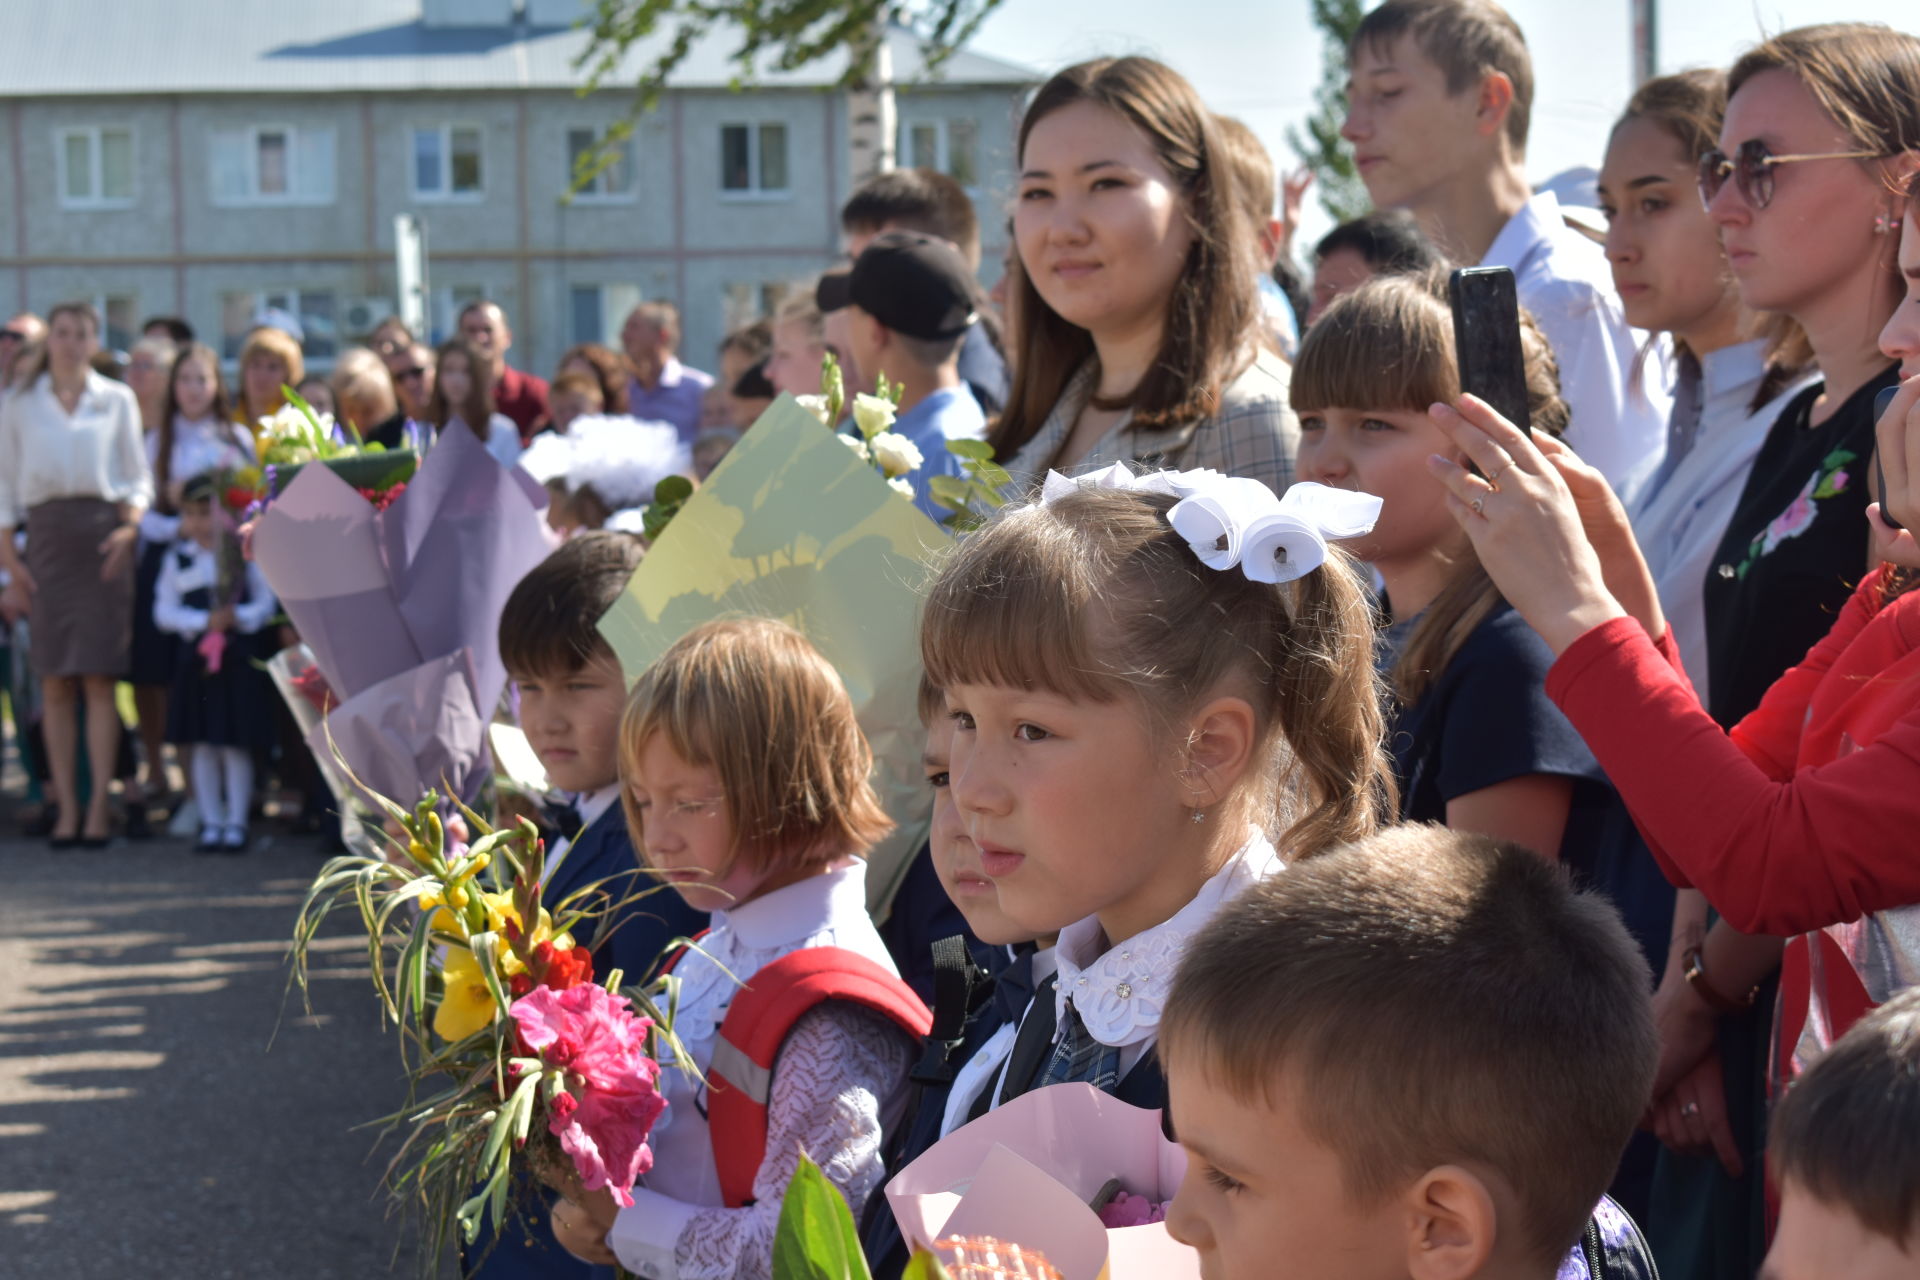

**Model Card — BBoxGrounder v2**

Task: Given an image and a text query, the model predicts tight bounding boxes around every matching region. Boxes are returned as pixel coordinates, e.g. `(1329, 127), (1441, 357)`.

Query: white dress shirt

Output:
(152, 541), (278, 637)
(541, 783), (622, 882)
(1630, 341), (1815, 703)
(1482, 191), (1673, 506)
(940, 946), (1059, 1137)
(0, 370), (152, 527)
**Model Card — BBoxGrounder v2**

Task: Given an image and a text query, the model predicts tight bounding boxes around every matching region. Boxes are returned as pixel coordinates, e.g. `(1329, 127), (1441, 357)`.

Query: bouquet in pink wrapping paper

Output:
(886, 1084), (1201, 1280)
(252, 426), (553, 807)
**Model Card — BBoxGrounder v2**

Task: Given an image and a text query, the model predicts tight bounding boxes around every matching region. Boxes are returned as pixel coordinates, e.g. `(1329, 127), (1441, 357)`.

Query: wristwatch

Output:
(1683, 945), (1758, 1014)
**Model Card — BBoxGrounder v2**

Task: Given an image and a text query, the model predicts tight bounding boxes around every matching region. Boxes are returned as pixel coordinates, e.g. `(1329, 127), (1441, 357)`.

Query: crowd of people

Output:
(4, 2), (1920, 1278)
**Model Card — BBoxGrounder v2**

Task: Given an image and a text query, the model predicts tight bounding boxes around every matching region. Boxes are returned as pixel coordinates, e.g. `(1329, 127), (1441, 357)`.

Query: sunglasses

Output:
(0, 329), (25, 342)
(1697, 138), (1881, 210)
(395, 366), (427, 380)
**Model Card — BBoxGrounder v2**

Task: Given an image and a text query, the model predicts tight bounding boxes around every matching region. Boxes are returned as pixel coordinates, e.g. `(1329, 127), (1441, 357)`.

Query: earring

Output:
(1875, 210), (1895, 235)
(1190, 808), (1206, 825)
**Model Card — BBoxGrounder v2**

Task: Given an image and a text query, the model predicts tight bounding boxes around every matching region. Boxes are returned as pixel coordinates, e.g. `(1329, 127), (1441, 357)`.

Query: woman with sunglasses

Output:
(1643, 25), (1919, 1275)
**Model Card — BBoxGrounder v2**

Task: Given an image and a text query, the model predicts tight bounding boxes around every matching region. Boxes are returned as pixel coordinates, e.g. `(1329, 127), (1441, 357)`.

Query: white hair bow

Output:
(1038, 464), (1382, 584)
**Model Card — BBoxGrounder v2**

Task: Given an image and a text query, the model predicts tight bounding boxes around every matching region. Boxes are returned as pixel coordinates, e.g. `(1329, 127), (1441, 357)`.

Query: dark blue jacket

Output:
(463, 803), (708, 1280)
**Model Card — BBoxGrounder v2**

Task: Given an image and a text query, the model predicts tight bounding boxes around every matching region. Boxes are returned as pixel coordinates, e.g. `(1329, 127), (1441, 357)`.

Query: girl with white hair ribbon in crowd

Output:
(915, 460), (1396, 1127)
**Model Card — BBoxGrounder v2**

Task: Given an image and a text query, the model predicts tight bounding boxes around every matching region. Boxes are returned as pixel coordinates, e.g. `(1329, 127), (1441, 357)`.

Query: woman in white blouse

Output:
(429, 338), (523, 468)
(0, 301), (154, 846)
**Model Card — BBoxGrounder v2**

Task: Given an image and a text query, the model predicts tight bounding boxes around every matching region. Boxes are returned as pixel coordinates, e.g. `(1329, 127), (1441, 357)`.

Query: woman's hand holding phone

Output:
(1425, 395), (1628, 656)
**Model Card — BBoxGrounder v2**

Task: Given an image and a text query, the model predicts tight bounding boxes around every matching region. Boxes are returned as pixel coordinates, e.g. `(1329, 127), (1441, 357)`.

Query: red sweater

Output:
(1546, 569), (1920, 1070)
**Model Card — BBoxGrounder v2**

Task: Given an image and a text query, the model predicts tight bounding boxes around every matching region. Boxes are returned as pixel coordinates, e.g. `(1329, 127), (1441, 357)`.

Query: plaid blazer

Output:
(1004, 347), (1300, 497)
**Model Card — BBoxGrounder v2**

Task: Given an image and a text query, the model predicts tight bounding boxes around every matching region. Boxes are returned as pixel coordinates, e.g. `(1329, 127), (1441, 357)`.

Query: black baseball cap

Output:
(815, 231), (978, 342)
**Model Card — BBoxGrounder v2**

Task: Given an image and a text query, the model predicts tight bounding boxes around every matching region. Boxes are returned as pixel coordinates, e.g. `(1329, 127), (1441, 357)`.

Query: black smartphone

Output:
(1875, 385), (1901, 531)
(1449, 266), (1531, 434)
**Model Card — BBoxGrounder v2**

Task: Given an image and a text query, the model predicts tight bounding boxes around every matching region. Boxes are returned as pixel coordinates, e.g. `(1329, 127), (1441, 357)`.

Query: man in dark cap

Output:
(816, 231), (986, 523)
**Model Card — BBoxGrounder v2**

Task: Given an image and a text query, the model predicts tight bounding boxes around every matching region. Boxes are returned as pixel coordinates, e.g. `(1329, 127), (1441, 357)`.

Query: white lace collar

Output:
(1051, 830), (1283, 1048)
(664, 860), (874, 1052)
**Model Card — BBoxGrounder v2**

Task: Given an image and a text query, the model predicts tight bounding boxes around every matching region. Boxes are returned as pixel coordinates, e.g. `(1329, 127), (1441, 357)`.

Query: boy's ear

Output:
(1402, 1165), (1497, 1280)
(1182, 695), (1257, 806)
(1475, 72), (1516, 144)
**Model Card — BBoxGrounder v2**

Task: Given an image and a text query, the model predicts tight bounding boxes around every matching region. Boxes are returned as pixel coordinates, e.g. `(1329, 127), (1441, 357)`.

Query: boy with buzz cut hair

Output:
(1343, 0), (1670, 504)
(1763, 986), (1920, 1280)
(1161, 824), (1659, 1280)
(474, 530), (708, 1280)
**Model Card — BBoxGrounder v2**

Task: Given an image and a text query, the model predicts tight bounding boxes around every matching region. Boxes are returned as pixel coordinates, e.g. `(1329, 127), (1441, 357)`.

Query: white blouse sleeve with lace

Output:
(607, 1001), (913, 1280)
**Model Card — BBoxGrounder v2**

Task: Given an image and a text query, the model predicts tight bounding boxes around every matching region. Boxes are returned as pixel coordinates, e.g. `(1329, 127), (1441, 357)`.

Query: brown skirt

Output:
(26, 497), (133, 679)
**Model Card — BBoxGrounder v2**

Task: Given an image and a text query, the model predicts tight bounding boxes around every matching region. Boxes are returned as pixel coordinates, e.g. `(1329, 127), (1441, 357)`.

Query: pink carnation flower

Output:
(510, 983), (667, 1207)
(1096, 1190), (1169, 1228)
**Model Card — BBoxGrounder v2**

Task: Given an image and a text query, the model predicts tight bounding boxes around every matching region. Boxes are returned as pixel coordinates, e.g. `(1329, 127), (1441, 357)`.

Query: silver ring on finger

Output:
(1681, 1100), (1700, 1119)
(1471, 495), (1486, 515)
(1486, 460), (1511, 486)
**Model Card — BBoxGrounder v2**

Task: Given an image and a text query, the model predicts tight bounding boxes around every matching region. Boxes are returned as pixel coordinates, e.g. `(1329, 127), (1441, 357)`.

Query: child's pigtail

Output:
(1269, 545), (1396, 858)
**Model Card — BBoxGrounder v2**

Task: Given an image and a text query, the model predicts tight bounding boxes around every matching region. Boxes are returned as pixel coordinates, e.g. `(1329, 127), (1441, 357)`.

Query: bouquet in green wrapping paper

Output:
(287, 772), (695, 1276)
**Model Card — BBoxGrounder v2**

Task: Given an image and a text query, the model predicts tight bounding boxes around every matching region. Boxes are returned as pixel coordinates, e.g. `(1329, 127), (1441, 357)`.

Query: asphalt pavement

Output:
(0, 819), (457, 1279)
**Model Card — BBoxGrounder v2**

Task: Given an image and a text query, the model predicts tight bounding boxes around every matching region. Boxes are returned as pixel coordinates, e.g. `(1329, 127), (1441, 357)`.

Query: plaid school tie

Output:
(1033, 997), (1122, 1093)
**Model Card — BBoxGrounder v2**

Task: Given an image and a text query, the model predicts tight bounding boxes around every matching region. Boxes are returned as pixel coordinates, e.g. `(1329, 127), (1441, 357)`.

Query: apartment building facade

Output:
(0, 0), (1033, 375)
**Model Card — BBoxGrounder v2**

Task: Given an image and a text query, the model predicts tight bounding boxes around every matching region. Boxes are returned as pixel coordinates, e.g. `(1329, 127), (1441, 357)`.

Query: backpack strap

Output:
(708, 946), (933, 1208)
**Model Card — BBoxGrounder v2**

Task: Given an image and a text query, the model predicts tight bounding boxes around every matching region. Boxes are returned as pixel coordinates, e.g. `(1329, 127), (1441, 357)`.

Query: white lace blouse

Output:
(606, 860), (916, 1280)
(958, 829), (1284, 1110)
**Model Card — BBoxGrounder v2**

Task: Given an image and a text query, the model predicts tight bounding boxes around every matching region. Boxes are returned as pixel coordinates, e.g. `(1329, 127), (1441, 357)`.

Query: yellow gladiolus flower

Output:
(433, 946), (498, 1042)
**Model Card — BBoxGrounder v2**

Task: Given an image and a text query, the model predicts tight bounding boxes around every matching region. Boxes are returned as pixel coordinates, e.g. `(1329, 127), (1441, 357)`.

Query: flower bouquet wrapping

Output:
(252, 424), (552, 813)
(886, 1084), (1201, 1280)
(288, 777), (694, 1276)
(596, 391), (951, 914)
(248, 386), (418, 504)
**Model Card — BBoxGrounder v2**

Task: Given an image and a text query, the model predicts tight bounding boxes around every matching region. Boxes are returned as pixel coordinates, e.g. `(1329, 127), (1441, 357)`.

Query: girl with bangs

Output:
(920, 457), (1394, 1124)
(547, 617), (927, 1280)
(1292, 275), (1673, 980)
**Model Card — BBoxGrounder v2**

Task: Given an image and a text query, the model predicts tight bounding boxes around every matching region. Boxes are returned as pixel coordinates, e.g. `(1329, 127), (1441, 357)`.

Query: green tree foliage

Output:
(1285, 0), (1372, 225)
(567, 0), (1003, 193)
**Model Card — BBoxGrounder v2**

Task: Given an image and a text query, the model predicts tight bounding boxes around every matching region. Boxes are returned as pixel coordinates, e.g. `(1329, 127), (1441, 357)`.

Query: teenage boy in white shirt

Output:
(1342, 0), (1671, 504)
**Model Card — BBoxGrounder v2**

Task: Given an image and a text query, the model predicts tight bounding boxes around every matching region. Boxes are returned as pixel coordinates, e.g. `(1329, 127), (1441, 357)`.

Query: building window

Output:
(567, 127), (636, 201)
(413, 125), (484, 200)
(57, 126), (134, 209)
(220, 289), (339, 363)
(720, 280), (794, 335)
(719, 123), (789, 197)
(91, 295), (138, 353)
(568, 282), (643, 346)
(902, 118), (979, 189)
(209, 126), (337, 207)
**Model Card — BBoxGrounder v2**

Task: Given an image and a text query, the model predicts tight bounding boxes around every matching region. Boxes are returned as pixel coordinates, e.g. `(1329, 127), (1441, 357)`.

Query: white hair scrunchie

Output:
(1037, 465), (1382, 584)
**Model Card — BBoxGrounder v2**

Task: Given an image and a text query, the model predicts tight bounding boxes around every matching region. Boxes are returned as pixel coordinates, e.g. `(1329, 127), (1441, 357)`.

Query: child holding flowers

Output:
(153, 471), (277, 852)
(549, 617), (930, 1279)
(917, 463), (1394, 1117)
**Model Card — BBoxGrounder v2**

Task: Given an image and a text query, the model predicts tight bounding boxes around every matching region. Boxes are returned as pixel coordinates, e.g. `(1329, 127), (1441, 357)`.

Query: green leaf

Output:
(945, 438), (994, 461)
(654, 474), (695, 505)
(770, 1152), (871, 1280)
(901, 1251), (953, 1280)
(927, 474), (972, 511)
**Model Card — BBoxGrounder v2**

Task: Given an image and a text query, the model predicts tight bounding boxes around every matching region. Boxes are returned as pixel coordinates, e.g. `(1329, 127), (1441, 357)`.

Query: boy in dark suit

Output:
(467, 530), (708, 1280)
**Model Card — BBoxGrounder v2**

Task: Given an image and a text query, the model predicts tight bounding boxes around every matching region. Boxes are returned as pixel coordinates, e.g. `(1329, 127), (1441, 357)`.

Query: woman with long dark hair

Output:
(0, 301), (153, 845)
(990, 57), (1299, 495)
(428, 337), (522, 467)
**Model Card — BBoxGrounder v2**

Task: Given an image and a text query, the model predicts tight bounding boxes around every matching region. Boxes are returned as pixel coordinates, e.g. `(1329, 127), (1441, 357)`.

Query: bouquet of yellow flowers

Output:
(288, 776), (694, 1275)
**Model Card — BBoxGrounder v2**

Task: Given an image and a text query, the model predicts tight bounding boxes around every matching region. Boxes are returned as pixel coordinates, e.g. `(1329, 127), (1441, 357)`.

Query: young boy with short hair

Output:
(1161, 824), (1659, 1280)
(1764, 987), (1920, 1280)
(471, 530), (708, 1280)
(1343, 0), (1669, 501)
